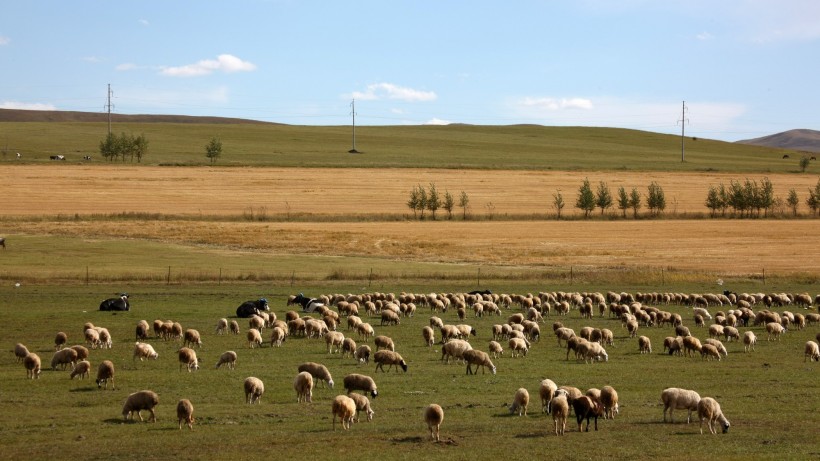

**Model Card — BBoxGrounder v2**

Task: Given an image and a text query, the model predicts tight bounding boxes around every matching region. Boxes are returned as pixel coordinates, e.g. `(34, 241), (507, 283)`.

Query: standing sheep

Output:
(133, 342), (159, 361)
(374, 350), (408, 373)
(325, 331), (345, 354)
(270, 326), (286, 347)
(765, 322), (785, 341)
(600, 385), (619, 419)
(488, 340), (504, 359)
(244, 377), (265, 404)
(373, 335), (395, 352)
(343, 373), (378, 398)
(550, 394), (570, 435)
(70, 345), (90, 361)
(23, 353), (41, 379)
(638, 336), (652, 354)
(697, 397), (730, 434)
(96, 360), (115, 389)
(215, 318), (228, 335)
(215, 350), (237, 369)
(247, 328), (263, 348)
(294, 371), (314, 403)
(422, 326), (435, 347)
(348, 392), (375, 423)
(341, 337), (357, 358)
(14, 343), (30, 362)
(661, 387), (701, 423)
(70, 360), (91, 380)
(298, 362), (335, 388)
(122, 390), (159, 422)
(441, 339), (473, 363)
(50, 348), (78, 370)
(183, 329), (202, 349)
(229, 320), (240, 335)
(743, 331), (757, 352)
(539, 378), (558, 413)
(804, 341), (820, 362)
(177, 399), (194, 430)
(178, 347), (200, 372)
(332, 395), (356, 430)
(136, 320), (150, 340)
(424, 404), (444, 442)
(573, 395), (604, 431)
(354, 345), (372, 364)
(463, 349), (496, 375)
(508, 387), (530, 416)
(509, 337), (530, 357)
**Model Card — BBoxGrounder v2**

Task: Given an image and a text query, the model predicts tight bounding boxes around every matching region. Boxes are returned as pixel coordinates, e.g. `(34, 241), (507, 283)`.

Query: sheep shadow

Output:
(513, 432), (544, 439)
(69, 387), (96, 393)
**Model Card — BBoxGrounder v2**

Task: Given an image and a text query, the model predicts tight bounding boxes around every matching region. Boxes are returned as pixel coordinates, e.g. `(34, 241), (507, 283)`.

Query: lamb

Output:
(374, 350), (408, 373)
(136, 320), (150, 340)
(550, 394), (570, 435)
(354, 345), (372, 364)
(183, 329), (202, 349)
(178, 347), (200, 372)
(176, 399), (194, 430)
(244, 377), (265, 404)
(54, 332), (68, 350)
(424, 404), (444, 441)
(294, 371), (314, 403)
(697, 397), (730, 434)
(638, 335), (652, 354)
(133, 342), (159, 361)
(373, 335), (395, 352)
(804, 340), (820, 362)
(122, 390), (159, 422)
(348, 392), (375, 422)
(765, 322), (785, 341)
(70, 360), (91, 380)
(50, 348), (78, 370)
(441, 339), (473, 363)
(700, 343), (721, 361)
(298, 362), (335, 388)
(215, 318), (228, 335)
(463, 349), (496, 375)
(14, 343), (30, 362)
(23, 353), (41, 379)
(572, 395), (604, 431)
(488, 340), (503, 359)
(743, 331), (757, 352)
(343, 373), (378, 398)
(508, 387), (530, 416)
(539, 379), (558, 413)
(600, 385), (619, 419)
(422, 326), (435, 347)
(96, 360), (115, 389)
(661, 387), (701, 423)
(270, 326), (286, 347)
(247, 328), (263, 348)
(509, 337), (530, 357)
(332, 395), (356, 430)
(229, 320), (240, 335)
(325, 331), (345, 354)
(215, 350), (237, 369)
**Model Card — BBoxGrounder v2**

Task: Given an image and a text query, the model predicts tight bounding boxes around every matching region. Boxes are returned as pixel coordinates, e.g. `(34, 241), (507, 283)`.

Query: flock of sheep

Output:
(10, 288), (819, 441)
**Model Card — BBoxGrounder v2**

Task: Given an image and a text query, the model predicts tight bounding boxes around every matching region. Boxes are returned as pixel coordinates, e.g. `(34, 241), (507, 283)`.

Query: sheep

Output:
(54, 332), (67, 351)
(661, 387), (701, 423)
(343, 373), (378, 398)
(70, 360), (91, 380)
(440, 324), (460, 343)
(183, 329), (202, 349)
(354, 345), (372, 364)
(298, 362), (335, 388)
(488, 340), (504, 359)
(374, 350), (408, 373)
(325, 331), (345, 354)
(50, 348), (78, 371)
(573, 395), (604, 431)
(422, 326), (435, 347)
(550, 394), (570, 435)
(463, 349), (496, 375)
(380, 309), (400, 326)
(152, 319), (163, 338)
(178, 347), (200, 372)
(249, 315), (265, 331)
(97, 327), (113, 349)
(455, 324), (477, 340)
(215, 350), (237, 369)
(424, 404), (444, 441)
(600, 328), (615, 347)
(700, 343), (721, 361)
(693, 307), (712, 320)
(557, 386), (583, 410)
(270, 326), (286, 347)
(429, 316), (444, 329)
(229, 320), (240, 335)
(508, 387), (530, 416)
(703, 338), (728, 357)
(247, 328), (263, 348)
(697, 397), (730, 434)
(122, 390), (159, 422)
(708, 324), (724, 339)
(554, 327), (575, 347)
(244, 377), (265, 404)
(683, 336), (703, 357)
(373, 335), (395, 352)
(509, 337), (530, 357)
(136, 320), (150, 340)
(332, 395), (356, 430)
(84, 328), (101, 349)
(348, 392), (375, 423)
(14, 343), (30, 362)
(357, 322), (375, 342)
(341, 337), (357, 358)
(766, 322), (785, 341)
(743, 331), (757, 352)
(67, 345), (88, 363)
(294, 371), (314, 403)
(441, 339), (473, 363)
(600, 385), (619, 419)
(804, 341), (820, 362)
(723, 326), (740, 342)
(23, 353), (41, 379)
(215, 318), (228, 335)
(347, 315), (363, 331)
(96, 360), (115, 389)
(579, 341), (608, 363)
(177, 399), (194, 430)
(626, 319), (639, 338)
(539, 379), (558, 413)
(132, 342), (159, 361)
(638, 335), (652, 354)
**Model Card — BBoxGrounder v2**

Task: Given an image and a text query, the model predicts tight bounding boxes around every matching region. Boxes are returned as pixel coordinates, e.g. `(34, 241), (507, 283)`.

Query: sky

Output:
(1, 1), (819, 142)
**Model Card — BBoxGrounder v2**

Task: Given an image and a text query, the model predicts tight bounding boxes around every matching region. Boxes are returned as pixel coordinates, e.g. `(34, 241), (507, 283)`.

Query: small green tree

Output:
(628, 187), (642, 218)
(787, 188), (799, 216)
(416, 184), (428, 219)
(458, 191), (470, 220)
(647, 181), (666, 216)
(99, 133), (119, 161)
(705, 186), (722, 218)
(595, 181), (613, 215)
(800, 156), (810, 173)
(759, 177), (774, 217)
(575, 178), (595, 218)
(407, 186), (420, 218)
(442, 190), (455, 220)
(132, 133), (148, 163)
(205, 136), (222, 164)
(553, 190), (565, 220)
(426, 182), (441, 220)
(807, 178), (820, 216)
(616, 186), (629, 218)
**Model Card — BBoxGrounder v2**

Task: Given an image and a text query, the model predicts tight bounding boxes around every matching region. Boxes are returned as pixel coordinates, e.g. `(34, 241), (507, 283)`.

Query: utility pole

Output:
(677, 101), (689, 162)
(348, 99), (358, 153)
(105, 84), (114, 136)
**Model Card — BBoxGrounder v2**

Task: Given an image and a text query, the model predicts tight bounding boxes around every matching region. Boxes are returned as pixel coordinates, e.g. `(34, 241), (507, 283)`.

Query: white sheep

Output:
(247, 328), (263, 348)
(357, 322), (375, 342)
(23, 353), (41, 379)
(325, 331), (345, 353)
(743, 331), (757, 352)
(441, 339), (473, 363)
(638, 335), (652, 354)
(269, 326), (286, 347)
(215, 318), (228, 335)
(348, 392), (375, 422)
(463, 349), (496, 375)
(177, 399), (194, 430)
(14, 343), (30, 362)
(215, 350), (237, 369)
(343, 373), (378, 398)
(661, 387), (701, 423)
(804, 341), (820, 362)
(133, 342), (159, 361)
(183, 329), (202, 349)
(244, 377), (265, 404)
(70, 360), (91, 380)
(697, 397), (730, 434)
(600, 385), (619, 419)
(539, 379), (558, 413)
(700, 343), (721, 361)
(135, 320), (150, 341)
(508, 387), (530, 416)
(298, 362), (335, 388)
(122, 390), (159, 422)
(84, 328), (101, 349)
(50, 348), (78, 370)
(765, 322), (785, 341)
(488, 340), (504, 359)
(229, 320), (240, 335)
(96, 360), (115, 389)
(579, 341), (608, 363)
(294, 371), (314, 403)
(332, 395), (356, 430)
(373, 335), (395, 352)
(550, 394), (570, 435)
(554, 327), (575, 346)
(374, 350), (408, 373)
(703, 338), (728, 357)
(422, 326), (435, 347)
(509, 337), (530, 357)
(693, 307), (712, 320)
(249, 315), (265, 332)
(178, 347), (200, 372)
(424, 404), (444, 441)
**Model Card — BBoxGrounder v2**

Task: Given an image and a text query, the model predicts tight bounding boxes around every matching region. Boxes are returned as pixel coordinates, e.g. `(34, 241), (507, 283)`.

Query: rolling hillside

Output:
(737, 129), (820, 153)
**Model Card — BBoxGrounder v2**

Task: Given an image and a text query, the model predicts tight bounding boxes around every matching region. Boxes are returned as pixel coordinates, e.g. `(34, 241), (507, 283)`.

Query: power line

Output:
(104, 83), (114, 136)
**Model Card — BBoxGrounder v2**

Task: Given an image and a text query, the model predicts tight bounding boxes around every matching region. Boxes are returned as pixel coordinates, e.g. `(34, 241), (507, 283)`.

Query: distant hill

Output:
(0, 108), (275, 125)
(737, 129), (820, 153)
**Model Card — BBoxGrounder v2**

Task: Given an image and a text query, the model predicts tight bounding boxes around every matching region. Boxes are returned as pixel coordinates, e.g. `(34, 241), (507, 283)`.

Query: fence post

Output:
(167, 266), (171, 285)
(291, 271), (295, 287)
(86, 266), (89, 286)
(477, 267), (481, 287)
(218, 268), (222, 285)
(570, 266), (573, 283)
(762, 268), (765, 285)
(368, 268), (373, 287)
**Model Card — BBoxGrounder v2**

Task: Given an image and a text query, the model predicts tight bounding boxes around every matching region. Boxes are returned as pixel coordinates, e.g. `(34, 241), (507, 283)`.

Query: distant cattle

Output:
(82, 155), (92, 161)
(782, 154), (789, 159)
(50, 155), (65, 161)
(99, 293), (130, 311)
(236, 298), (270, 318)
(16, 153), (21, 160)
(812, 156), (817, 161)
(290, 293), (324, 313)
(0, 237), (5, 249)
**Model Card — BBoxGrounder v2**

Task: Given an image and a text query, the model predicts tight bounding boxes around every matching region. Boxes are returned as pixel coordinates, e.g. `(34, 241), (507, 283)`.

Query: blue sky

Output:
(1, 1), (819, 141)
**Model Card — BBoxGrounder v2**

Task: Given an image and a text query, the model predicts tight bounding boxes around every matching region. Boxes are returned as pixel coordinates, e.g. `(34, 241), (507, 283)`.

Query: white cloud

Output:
(139, 19), (150, 26)
(160, 54), (256, 77)
(424, 118), (451, 125)
(732, 0), (820, 43)
(116, 63), (138, 71)
(696, 31), (714, 41)
(1, 101), (57, 110)
(0, 36), (9, 45)
(351, 83), (437, 102)
(521, 97), (593, 111)
(82, 56), (101, 63)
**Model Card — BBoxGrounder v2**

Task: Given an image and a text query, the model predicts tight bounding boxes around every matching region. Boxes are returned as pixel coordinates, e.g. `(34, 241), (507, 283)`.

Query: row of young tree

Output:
(98, 132), (149, 163)
(553, 179), (667, 219)
(706, 177), (820, 217)
(407, 183), (470, 220)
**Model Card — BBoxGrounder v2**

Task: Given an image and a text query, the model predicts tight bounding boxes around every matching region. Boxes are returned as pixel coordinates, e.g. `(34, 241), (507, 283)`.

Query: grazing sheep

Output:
(422, 326), (435, 347)
(249, 315), (265, 332)
(509, 337), (530, 357)
(540, 379), (558, 413)
(700, 343), (722, 361)
(440, 324), (460, 343)
(84, 328), (101, 349)
(215, 350), (237, 369)
(294, 371), (314, 403)
(71, 345), (90, 361)
(343, 373), (378, 398)
(215, 318), (228, 335)
(765, 322), (785, 341)
(488, 340), (503, 359)
(70, 360), (91, 380)
(183, 329), (202, 349)
(332, 395), (357, 430)
(723, 326), (740, 342)
(373, 335), (395, 352)
(96, 360), (115, 389)
(661, 387), (701, 423)
(804, 341), (820, 362)
(298, 362), (335, 388)
(455, 324), (477, 340)
(638, 336), (652, 354)
(341, 337), (357, 358)
(703, 338), (728, 357)
(135, 320), (150, 341)
(697, 397), (730, 434)
(177, 399), (194, 430)
(424, 404), (444, 441)
(244, 377), (265, 404)
(463, 349), (496, 375)
(357, 322), (375, 342)
(354, 345), (372, 364)
(123, 390), (159, 422)
(708, 324), (724, 339)
(600, 386), (619, 419)
(550, 394), (570, 435)
(325, 331), (345, 354)
(573, 395), (604, 431)
(177, 347), (200, 372)
(23, 353), (41, 379)
(54, 332), (67, 351)
(132, 342), (158, 361)
(693, 307), (712, 320)
(348, 392), (375, 423)
(380, 309), (400, 326)
(429, 316), (444, 329)
(229, 320), (240, 335)
(374, 350), (408, 373)
(743, 331), (757, 352)
(247, 328), (263, 348)
(557, 386), (583, 409)
(683, 336), (703, 357)
(50, 348), (78, 370)
(626, 319), (639, 338)
(441, 339), (473, 363)
(579, 341), (608, 363)
(554, 327), (576, 347)
(508, 387), (530, 416)
(14, 343), (30, 362)
(270, 326), (286, 347)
